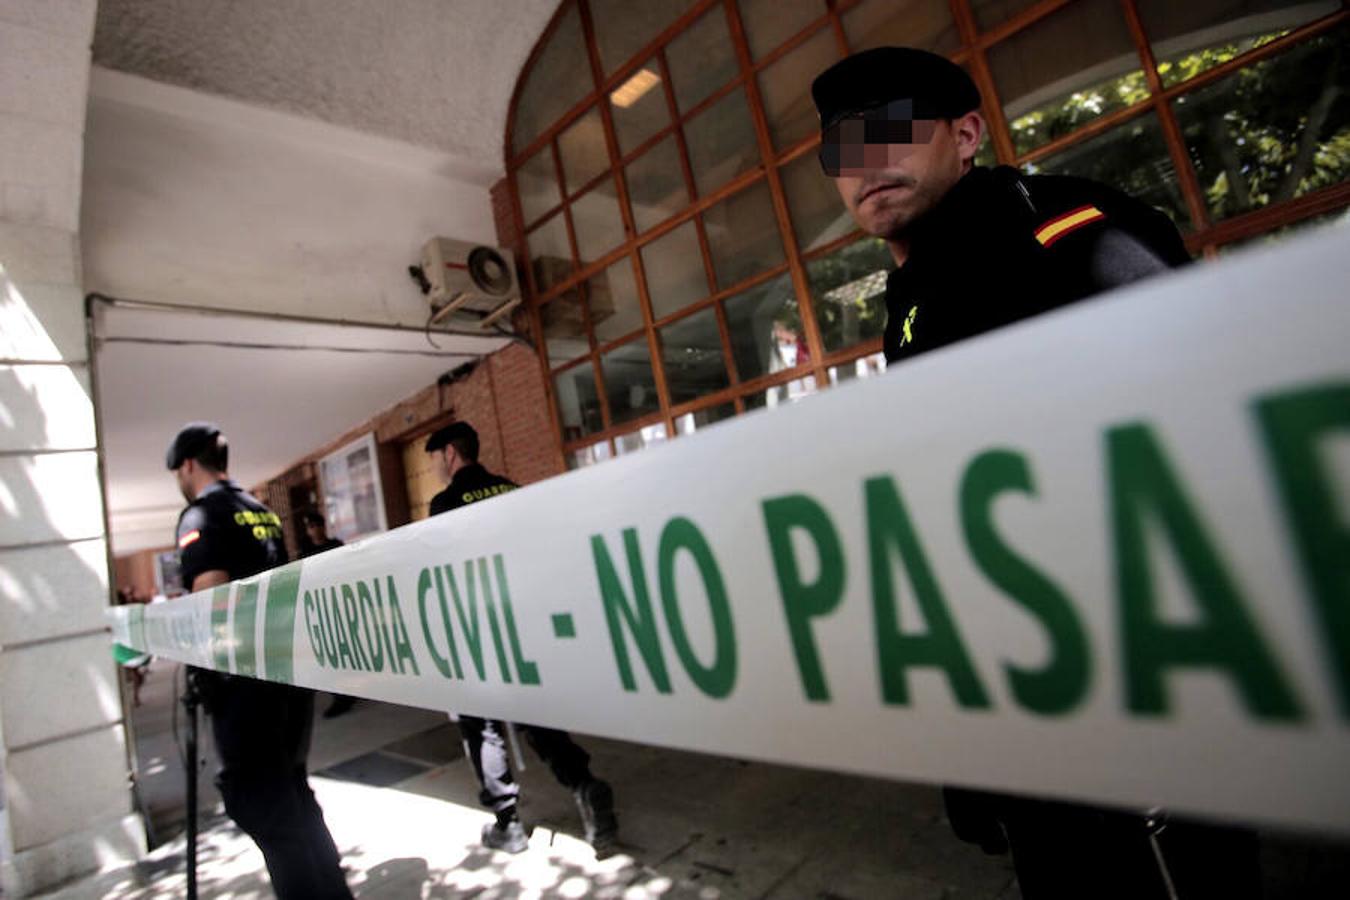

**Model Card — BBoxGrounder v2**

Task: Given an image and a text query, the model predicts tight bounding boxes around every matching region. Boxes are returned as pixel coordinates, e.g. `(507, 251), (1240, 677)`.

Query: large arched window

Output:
(507, 0), (1350, 467)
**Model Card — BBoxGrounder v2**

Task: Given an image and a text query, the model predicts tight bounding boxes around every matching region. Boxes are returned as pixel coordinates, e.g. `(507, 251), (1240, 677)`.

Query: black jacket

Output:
(176, 479), (287, 589)
(883, 165), (1191, 364)
(428, 463), (518, 516)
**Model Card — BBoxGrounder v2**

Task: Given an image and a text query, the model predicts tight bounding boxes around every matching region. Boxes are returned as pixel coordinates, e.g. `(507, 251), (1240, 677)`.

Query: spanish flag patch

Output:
(1035, 205), (1106, 247)
(178, 529), (201, 548)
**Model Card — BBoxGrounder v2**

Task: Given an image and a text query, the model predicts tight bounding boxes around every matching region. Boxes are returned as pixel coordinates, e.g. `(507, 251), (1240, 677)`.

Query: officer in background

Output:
(425, 422), (618, 855)
(811, 47), (1258, 899)
(167, 423), (352, 899)
(300, 511), (356, 719)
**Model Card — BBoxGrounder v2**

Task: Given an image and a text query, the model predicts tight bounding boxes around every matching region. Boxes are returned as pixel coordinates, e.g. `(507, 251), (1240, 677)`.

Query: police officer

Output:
(425, 422), (618, 855)
(811, 47), (1259, 900)
(167, 423), (352, 899)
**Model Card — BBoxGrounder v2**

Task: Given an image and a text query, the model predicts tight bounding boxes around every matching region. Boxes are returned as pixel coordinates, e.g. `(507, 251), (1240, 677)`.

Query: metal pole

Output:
(183, 670), (200, 900)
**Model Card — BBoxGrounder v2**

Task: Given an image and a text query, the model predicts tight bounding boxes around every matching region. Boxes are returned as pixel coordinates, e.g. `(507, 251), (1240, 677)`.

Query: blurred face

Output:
(174, 461), (196, 503)
(430, 447), (455, 485)
(305, 521), (325, 543)
(825, 110), (984, 241)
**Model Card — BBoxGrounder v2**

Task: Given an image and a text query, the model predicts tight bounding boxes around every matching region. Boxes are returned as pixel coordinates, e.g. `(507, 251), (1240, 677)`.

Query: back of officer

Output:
(167, 423), (352, 899)
(811, 48), (1257, 899)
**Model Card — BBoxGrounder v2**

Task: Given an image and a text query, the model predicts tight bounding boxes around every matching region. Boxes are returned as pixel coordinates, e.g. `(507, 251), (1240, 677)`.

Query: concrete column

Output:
(0, 1), (144, 894)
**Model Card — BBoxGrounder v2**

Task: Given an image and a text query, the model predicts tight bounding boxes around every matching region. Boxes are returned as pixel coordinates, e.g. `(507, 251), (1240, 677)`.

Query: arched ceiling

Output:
(92, 0), (562, 174)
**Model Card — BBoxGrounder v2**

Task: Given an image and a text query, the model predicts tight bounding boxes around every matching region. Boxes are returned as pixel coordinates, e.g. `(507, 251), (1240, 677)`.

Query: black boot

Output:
(574, 779), (617, 851)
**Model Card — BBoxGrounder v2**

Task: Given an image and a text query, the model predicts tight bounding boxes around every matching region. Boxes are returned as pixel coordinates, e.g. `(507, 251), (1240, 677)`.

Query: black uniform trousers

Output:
(458, 716), (593, 814)
(197, 670), (352, 899)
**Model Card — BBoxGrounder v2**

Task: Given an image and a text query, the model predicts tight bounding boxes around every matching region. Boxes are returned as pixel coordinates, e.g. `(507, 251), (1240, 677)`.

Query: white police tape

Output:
(110, 227), (1350, 833)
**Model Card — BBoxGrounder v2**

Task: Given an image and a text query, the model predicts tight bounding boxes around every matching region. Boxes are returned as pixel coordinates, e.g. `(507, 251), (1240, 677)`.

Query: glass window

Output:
(988, 0), (1149, 156)
(518, 145), (562, 226)
(612, 62), (671, 156)
(721, 272), (803, 382)
(781, 150), (856, 252)
(1172, 26), (1350, 223)
(969, 0), (1041, 32)
(828, 351), (887, 385)
(674, 402), (737, 435)
(703, 180), (786, 289)
(842, 0), (960, 56)
(588, 257), (644, 345)
(540, 291), (589, 366)
(558, 107), (611, 196)
(591, 0), (696, 75)
(1136, 0), (1339, 88)
(600, 338), (661, 425)
(640, 220), (709, 319)
(571, 178), (627, 265)
(616, 422), (669, 455)
(659, 307), (729, 405)
(684, 87), (761, 197)
(527, 212), (573, 293)
(514, 5), (593, 156)
(667, 7), (739, 113)
(806, 237), (892, 354)
(1025, 112), (1191, 232)
(757, 25), (839, 151)
(567, 441), (613, 469)
(737, 0), (825, 61)
(744, 374), (819, 410)
(625, 135), (690, 232)
(555, 362), (603, 441)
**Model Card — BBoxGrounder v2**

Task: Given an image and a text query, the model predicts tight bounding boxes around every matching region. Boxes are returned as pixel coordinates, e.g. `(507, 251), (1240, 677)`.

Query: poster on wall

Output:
(318, 433), (388, 542)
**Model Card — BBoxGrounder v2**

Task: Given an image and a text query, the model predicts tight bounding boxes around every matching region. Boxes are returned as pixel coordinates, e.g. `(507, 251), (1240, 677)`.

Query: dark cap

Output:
(424, 421), (477, 453)
(165, 422), (224, 470)
(811, 47), (981, 131)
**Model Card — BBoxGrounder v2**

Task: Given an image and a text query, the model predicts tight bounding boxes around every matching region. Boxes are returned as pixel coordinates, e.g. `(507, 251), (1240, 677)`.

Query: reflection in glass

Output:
(591, 0), (695, 74)
(842, 0), (959, 55)
(757, 26), (839, 150)
(667, 6), (739, 113)
(641, 220), (709, 319)
(600, 338), (661, 425)
(626, 136), (690, 232)
(737, 0), (823, 61)
(743, 374), (818, 410)
(828, 351), (887, 385)
(612, 64), (671, 156)
(518, 145), (562, 225)
(988, 0), (1147, 156)
(540, 291), (589, 366)
(807, 238), (893, 353)
(1025, 113), (1190, 232)
(703, 180), (786, 288)
(722, 273), (804, 382)
(572, 179), (627, 265)
(616, 422), (669, 455)
(781, 150), (855, 252)
(528, 212), (573, 293)
(674, 403), (737, 435)
(555, 362), (603, 441)
(567, 441), (613, 470)
(659, 307), (729, 405)
(514, 5), (593, 155)
(1136, 0), (1338, 88)
(1172, 26), (1350, 222)
(684, 87), (761, 197)
(558, 107), (611, 195)
(588, 257), (644, 345)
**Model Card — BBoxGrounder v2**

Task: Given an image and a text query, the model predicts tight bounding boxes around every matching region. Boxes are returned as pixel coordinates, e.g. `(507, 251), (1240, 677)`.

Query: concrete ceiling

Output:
(94, 302), (510, 555)
(91, 0), (562, 174)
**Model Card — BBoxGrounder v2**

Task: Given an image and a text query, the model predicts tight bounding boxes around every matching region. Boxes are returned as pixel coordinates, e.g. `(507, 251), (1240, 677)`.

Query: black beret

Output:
(165, 422), (223, 470)
(425, 421), (477, 453)
(812, 47), (981, 131)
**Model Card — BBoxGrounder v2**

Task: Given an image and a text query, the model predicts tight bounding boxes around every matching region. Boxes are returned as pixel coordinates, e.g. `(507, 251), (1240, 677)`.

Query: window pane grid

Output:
(514, 0), (1350, 457)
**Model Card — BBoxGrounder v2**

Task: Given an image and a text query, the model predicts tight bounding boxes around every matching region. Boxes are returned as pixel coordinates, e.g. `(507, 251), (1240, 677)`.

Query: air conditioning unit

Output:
(420, 238), (521, 329)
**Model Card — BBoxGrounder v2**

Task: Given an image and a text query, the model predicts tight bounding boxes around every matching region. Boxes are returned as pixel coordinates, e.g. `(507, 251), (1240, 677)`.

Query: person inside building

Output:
(425, 421), (619, 855)
(811, 46), (1258, 900)
(299, 510), (356, 719)
(166, 422), (353, 899)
